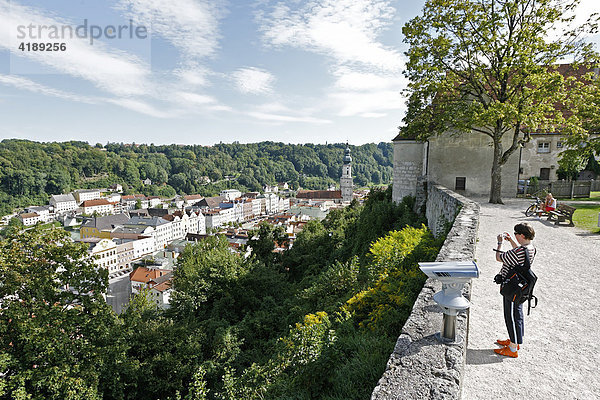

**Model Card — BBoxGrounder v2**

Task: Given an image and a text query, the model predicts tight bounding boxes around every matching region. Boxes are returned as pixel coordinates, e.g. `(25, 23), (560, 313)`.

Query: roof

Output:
(129, 267), (172, 283)
(126, 216), (170, 227)
(73, 189), (100, 193)
(129, 209), (150, 217)
(392, 132), (418, 141)
(81, 199), (114, 207)
(19, 212), (39, 219)
(296, 190), (342, 199)
(81, 213), (130, 231)
(184, 194), (204, 201)
(122, 194), (147, 201)
(198, 196), (226, 209)
(50, 193), (76, 203)
(111, 225), (153, 235)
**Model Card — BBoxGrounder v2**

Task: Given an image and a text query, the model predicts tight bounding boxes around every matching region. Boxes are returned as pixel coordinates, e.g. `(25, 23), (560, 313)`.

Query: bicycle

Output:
(524, 197), (544, 217)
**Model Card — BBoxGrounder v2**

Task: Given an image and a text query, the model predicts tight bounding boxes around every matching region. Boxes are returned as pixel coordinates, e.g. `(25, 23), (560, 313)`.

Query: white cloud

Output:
(245, 111), (332, 124)
(0, 1), (152, 97)
(0, 73), (98, 103)
(328, 89), (405, 117)
(231, 67), (275, 94)
(116, 0), (224, 60)
(107, 98), (173, 118)
(333, 66), (407, 91)
(175, 66), (210, 87)
(258, 0), (402, 72)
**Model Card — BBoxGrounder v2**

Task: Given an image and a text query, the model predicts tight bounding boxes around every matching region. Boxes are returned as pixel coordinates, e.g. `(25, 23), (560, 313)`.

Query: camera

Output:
(494, 274), (503, 284)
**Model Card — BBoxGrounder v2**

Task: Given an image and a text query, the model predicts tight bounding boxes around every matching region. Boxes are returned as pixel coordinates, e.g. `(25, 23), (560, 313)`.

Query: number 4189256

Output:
(18, 42), (67, 52)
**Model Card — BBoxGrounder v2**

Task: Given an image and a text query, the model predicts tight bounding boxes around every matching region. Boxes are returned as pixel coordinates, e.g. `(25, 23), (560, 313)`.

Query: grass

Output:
(572, 203), (600, 233)
(559, 191), (600, 202)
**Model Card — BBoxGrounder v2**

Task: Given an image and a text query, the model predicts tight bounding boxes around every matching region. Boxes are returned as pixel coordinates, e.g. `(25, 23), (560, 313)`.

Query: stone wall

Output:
(427, 132), (519, 198)
(371, 183), (479, 400)
(392, 140), (425, 203)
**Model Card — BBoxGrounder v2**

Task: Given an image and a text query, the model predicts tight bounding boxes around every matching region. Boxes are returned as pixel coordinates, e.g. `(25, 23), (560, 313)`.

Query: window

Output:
(556, 141), (563, 148)
(455, 177), (466, 191)
(537, 142), (550, 153)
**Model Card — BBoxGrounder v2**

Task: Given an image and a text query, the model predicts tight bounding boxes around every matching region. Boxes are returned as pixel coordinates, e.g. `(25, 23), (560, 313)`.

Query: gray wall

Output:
(392, 140), (425, 203)
(372, 183), (480, 400)
(427, 133), (519, 198)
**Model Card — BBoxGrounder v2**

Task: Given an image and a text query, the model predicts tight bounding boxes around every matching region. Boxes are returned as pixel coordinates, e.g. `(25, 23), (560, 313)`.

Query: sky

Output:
(0, 0), (598, 146)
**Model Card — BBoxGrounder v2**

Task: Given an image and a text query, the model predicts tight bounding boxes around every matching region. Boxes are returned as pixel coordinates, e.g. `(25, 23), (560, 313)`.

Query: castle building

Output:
(340, 144), (353, 202)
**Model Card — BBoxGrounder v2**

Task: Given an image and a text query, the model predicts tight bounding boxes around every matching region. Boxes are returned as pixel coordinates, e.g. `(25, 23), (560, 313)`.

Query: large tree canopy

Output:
(402, 0), (598, 203)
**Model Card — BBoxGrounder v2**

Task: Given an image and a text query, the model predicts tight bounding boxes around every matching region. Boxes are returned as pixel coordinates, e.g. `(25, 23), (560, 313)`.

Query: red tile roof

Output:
(82, 199), (114, 207)
(296, 190), (342, 199)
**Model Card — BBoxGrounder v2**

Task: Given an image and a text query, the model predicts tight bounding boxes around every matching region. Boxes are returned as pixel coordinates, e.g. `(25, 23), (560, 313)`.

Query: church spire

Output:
(340, 143), (353, 202)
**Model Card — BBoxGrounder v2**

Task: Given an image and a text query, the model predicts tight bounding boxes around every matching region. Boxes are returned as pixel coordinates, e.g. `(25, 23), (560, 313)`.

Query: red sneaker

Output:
(494, 346), (518, 358)
(496, 339), (519, 350)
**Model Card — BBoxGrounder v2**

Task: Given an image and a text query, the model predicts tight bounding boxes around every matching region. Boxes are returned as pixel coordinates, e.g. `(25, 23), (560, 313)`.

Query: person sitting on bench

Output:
(538, 192), (556, 217)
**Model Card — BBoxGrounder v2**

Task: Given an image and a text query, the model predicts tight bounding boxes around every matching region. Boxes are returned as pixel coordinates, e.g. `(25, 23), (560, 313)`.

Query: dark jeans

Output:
(503, 297), (524, 344)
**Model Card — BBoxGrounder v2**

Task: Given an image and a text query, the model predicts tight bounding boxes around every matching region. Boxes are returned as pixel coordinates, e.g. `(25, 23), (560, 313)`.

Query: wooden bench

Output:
(547, 204), (576, 226)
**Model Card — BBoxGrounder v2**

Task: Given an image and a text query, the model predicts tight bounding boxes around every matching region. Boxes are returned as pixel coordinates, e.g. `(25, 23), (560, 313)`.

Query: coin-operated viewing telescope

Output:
(418, 261), (479, 343)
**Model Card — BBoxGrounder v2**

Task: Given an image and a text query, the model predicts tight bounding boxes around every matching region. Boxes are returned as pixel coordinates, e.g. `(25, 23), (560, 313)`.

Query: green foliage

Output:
(0, 227), (113, 400)
(0, 140), (393, 216)
(0, 191), (443, 400)
(346, 226), (440, 336)
(171, 235), (247, 322)
(247, 222), (289, 268)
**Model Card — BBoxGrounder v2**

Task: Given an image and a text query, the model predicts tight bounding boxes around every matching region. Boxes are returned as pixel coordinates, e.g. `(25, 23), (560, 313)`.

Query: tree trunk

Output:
(489, 139), (503, 204)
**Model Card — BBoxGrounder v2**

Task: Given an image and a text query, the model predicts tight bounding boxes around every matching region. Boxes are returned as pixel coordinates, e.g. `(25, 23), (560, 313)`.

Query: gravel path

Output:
(462, 198), (600, 400)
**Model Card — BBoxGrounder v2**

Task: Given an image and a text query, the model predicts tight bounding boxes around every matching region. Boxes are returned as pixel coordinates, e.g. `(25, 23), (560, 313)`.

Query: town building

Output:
(81, 199), (117, 216)
(24, 205), (53, 223)
(220, 189), (242, 201)
(73, 189), (102, 203)
(80, 213), (130, 239)
(83, 238), (119, 273)
(18, 212), (41, 226)
(125, 216), (172, 250)
(49, 193), (78, 213)
(121, 194), (148, 211)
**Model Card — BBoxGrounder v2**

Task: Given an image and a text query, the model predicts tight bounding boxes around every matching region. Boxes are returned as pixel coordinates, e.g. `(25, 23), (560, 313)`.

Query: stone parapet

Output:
(371, 183), (479, 400)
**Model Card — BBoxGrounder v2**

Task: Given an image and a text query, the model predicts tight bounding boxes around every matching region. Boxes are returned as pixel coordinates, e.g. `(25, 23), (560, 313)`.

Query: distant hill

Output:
(0, 139), (393, 215)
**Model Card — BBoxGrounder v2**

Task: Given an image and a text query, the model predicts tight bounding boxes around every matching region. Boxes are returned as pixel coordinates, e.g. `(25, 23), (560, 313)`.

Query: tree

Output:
(0, 227), (114, 399)
(247, 222), (289, 267)
(402, 0), (597, 203)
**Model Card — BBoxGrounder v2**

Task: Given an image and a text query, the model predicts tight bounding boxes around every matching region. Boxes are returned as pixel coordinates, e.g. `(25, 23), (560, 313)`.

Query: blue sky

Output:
(0, 0), (598, 146)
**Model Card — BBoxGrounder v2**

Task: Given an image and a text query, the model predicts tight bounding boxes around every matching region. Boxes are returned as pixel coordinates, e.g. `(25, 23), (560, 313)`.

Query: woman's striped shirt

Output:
(499, 245), (536, 277)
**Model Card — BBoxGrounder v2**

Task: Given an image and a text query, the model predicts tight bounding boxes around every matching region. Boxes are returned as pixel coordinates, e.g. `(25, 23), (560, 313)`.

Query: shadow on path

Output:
(466, 348), (504, 366)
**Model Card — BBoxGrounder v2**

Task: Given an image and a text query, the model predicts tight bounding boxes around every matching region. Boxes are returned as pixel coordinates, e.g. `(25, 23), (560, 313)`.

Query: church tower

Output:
(340, 144), (353, 202)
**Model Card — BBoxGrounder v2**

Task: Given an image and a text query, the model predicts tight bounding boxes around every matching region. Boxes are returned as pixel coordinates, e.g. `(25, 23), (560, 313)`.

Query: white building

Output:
(204, 210), (222, 230)
(131, 236), (155, 259)
(125, 216), (172, 250)
(279, 197), (290, 212)
(148, 196), (162, 208)
(24, 206), (53, 223)
(49, 194), (77, 214)
(86, 238), (119, 273)
(73, 189), (102, 203)
(220, 189), (242, 201)
(18, 212), (40, 226)
(81, 199), (117, 216)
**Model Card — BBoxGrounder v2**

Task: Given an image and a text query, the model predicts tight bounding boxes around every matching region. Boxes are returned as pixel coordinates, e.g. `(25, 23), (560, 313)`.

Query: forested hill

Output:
(0, 139), (393, 215)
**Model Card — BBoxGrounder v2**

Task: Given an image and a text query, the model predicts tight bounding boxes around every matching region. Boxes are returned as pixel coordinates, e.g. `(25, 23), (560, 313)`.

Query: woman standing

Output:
(494, 223), (536, 358)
